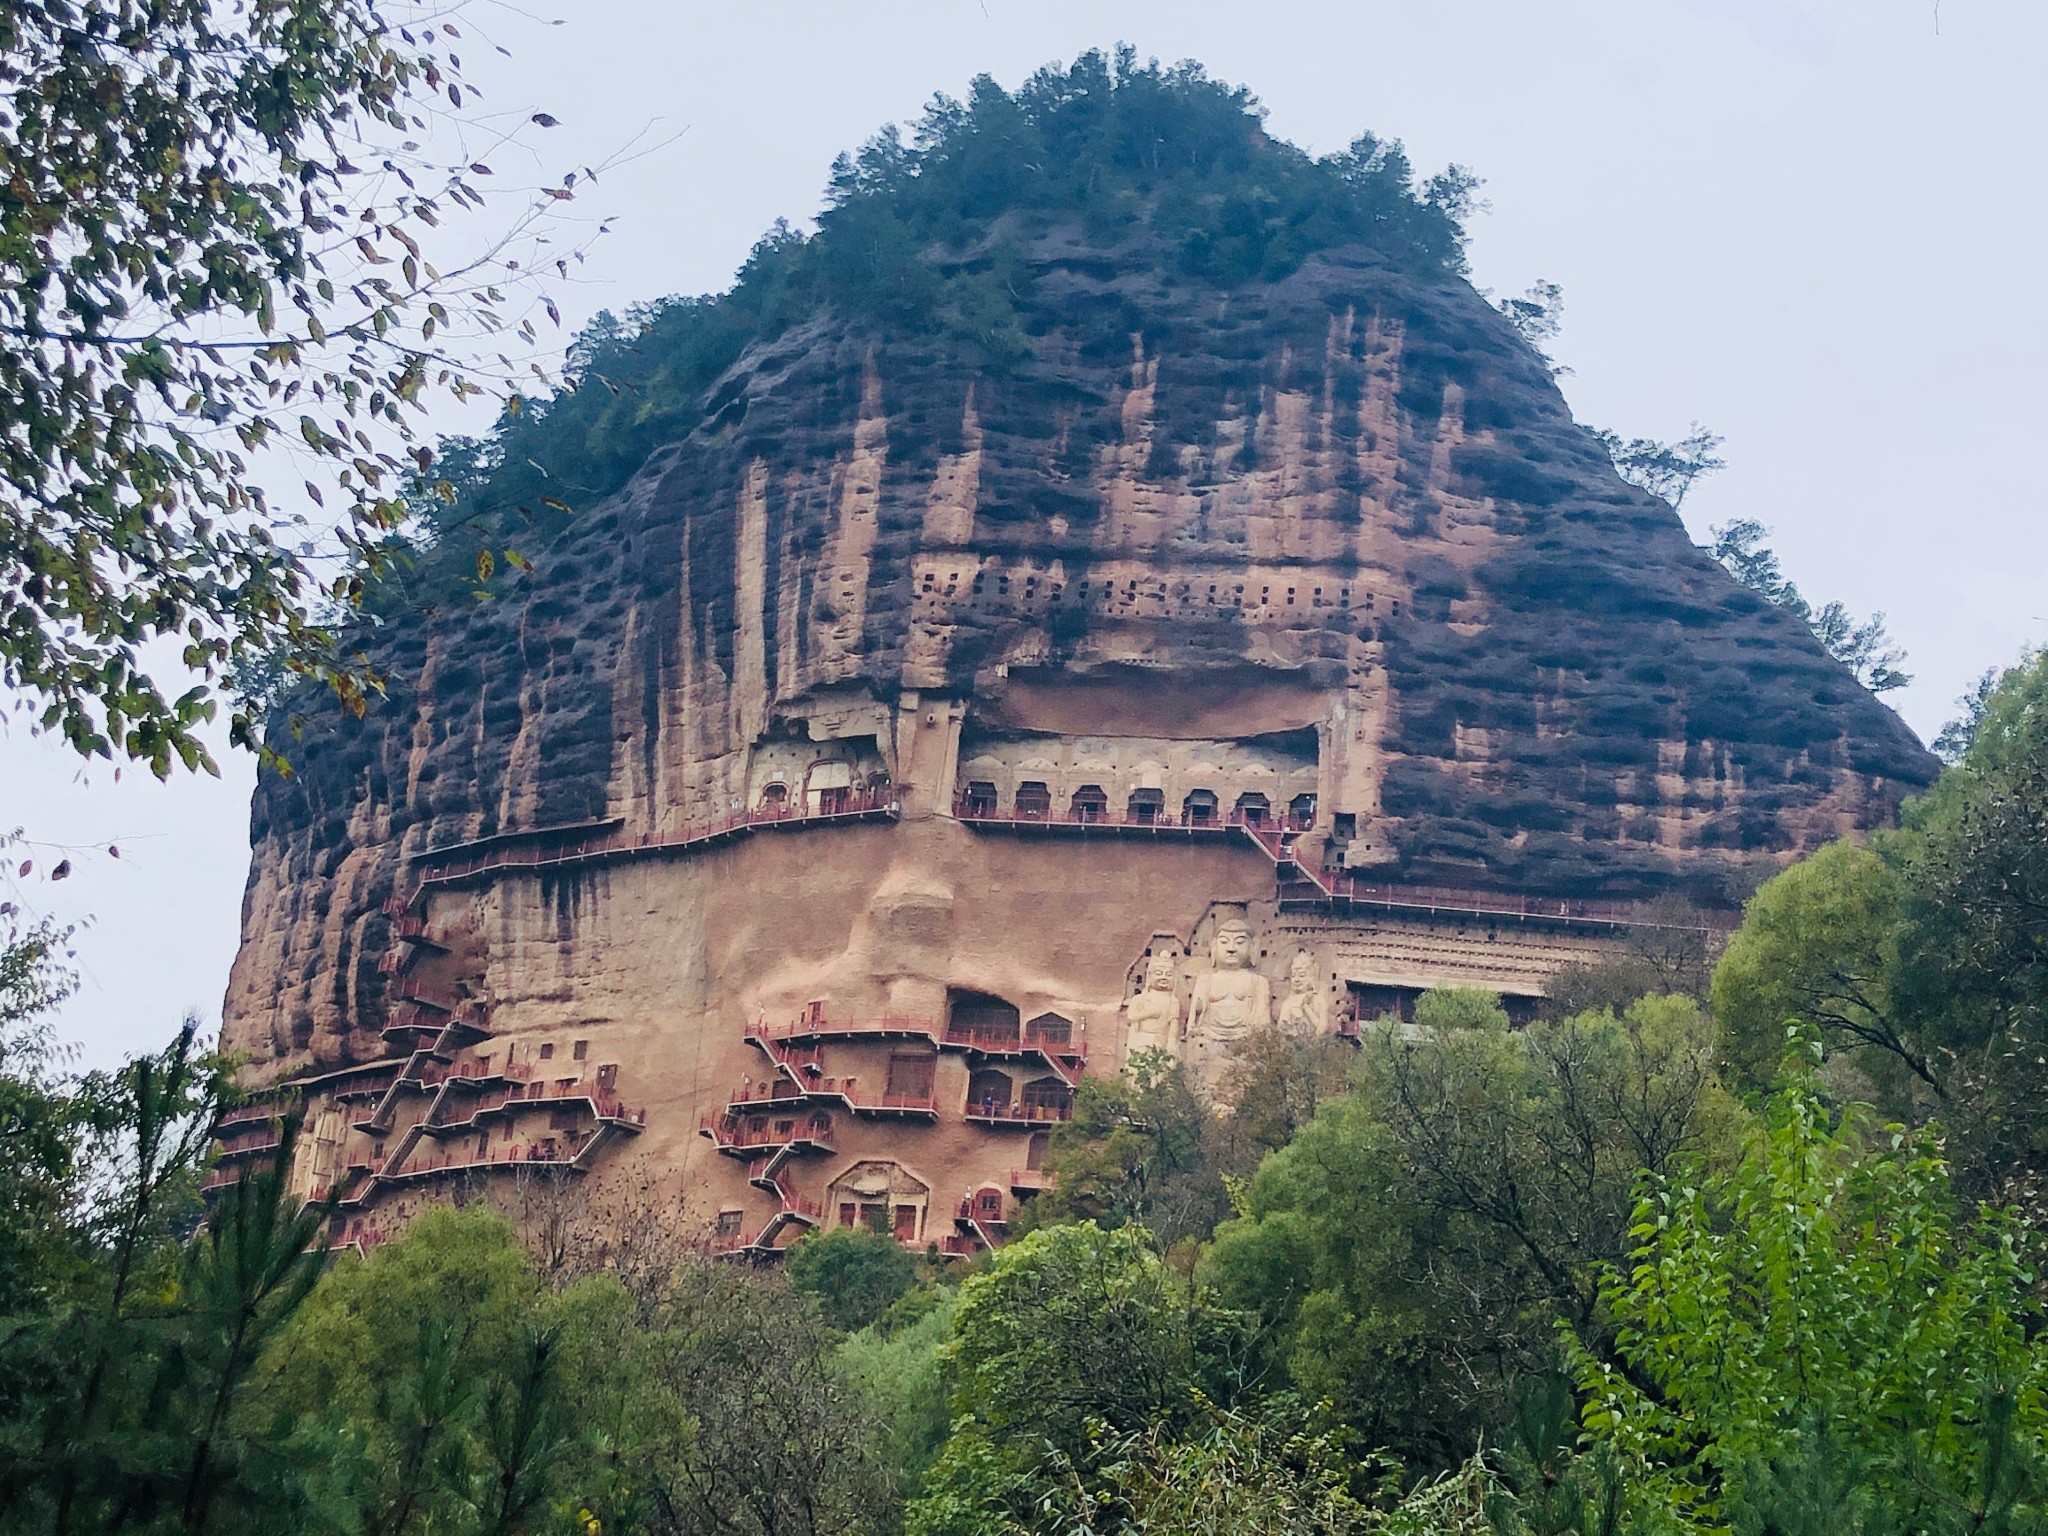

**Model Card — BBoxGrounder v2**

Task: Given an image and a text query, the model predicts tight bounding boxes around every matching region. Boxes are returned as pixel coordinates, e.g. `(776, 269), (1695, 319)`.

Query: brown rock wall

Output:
(223, 227), (1933, 1242)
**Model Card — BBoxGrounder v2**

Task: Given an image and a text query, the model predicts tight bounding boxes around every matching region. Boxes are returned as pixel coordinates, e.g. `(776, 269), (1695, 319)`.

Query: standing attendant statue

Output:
(1183, 915), (1272, 1098)
(1275, 949), (1330, 1037)
(1123, 951), (1183, 1065)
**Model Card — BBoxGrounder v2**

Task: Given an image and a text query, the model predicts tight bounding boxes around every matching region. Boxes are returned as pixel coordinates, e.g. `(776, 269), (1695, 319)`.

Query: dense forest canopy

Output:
(392, 47), (1482, 600)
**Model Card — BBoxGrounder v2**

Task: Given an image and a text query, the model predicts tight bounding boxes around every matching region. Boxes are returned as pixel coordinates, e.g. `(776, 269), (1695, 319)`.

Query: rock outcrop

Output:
(216, 71), (1933, 1246)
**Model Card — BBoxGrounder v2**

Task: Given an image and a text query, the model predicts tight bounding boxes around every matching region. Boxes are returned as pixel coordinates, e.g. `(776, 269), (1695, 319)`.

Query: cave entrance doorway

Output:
(950, 989), (1020, 1049)
(1182, 789), (1219, 826)
(884, 1053), (935, 1103)
(805, 760), (853, 816)
(1127, 788), (1165, 824)
(967, 1068), (1013, 1119)
(1024, 1012), (1072, 1049)
(1020, 1077), (1074, 1121)
(1071, 785), (1108, 823)
(1233, 792), (1270, 826)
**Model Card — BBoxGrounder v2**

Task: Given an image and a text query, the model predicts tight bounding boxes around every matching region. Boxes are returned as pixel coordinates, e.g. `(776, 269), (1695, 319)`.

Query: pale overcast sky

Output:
(4, 0), (2042, 1070)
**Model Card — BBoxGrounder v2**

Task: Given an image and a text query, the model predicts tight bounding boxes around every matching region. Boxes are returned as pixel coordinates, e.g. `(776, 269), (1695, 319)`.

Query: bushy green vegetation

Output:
(3, 659), (2042, 1533)
(1713, 645), (2047, 1205)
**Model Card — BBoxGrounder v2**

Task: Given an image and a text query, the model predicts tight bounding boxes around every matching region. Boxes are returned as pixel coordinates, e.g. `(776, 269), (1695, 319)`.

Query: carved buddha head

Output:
(1289, 949), (1316, 994)
(1211, 916), (1255, 970)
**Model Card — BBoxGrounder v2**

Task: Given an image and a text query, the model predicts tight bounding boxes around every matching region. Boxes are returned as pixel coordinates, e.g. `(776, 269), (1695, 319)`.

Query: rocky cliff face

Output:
(224, 216), (1933, 1078)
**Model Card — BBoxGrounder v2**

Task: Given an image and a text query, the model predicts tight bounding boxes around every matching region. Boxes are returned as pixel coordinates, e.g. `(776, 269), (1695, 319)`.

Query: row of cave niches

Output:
(958, 781), (1319, 831)
(916, 568), (1405, 621)
(697, 991), (1083, 1260)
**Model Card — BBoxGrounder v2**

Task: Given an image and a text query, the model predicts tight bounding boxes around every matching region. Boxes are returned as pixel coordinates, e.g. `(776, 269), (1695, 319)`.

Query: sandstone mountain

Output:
(218, 57), (1930, 1247)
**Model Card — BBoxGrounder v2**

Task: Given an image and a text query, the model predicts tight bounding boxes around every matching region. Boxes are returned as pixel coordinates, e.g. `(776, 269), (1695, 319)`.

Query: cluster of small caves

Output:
(958, 778), (1318, 832)
(913, 556), (1406, 622)
(216, 1014), (648, 1257)
(218, 676), (1754, 1263)
(701, 991), (1086, 1257)
(745, 729), (894, 818)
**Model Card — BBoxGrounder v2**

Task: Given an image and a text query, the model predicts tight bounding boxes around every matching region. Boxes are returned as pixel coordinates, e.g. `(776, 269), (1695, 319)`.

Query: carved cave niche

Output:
(884, 1051), (936, 1102)
(1024, 1011), (1072, 1048)
(1019, 1076), (1074, 1121)
(949, 988), (1020, 1046)
(967, 1067), (1013, 1117)
(804, 758), (854, 816)
(828, 1159), (930, 1242)
(743, 723), (891, 817)
(1234, 792), (1270, 825)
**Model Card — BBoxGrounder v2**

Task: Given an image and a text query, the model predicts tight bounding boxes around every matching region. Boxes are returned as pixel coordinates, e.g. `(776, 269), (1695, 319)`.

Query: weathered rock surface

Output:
(217, 188), (1940, 1259)
(226, 226), (1931, 1080)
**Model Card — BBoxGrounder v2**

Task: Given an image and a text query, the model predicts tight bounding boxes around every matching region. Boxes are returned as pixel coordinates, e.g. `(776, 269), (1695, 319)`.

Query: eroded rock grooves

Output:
(220, 226), (1932, 1255)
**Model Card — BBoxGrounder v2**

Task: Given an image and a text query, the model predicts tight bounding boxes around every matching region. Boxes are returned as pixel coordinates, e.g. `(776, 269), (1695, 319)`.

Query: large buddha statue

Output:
(1122, 951), (1183, 1066)
(1183, 915), (1272, 1096)
(1274, 949), (1331, 1037)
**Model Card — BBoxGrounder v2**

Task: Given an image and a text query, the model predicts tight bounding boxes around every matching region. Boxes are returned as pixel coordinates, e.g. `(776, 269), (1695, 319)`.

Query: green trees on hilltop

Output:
(397, 47), (1482, 614)
(1706, 519), (1911, 693)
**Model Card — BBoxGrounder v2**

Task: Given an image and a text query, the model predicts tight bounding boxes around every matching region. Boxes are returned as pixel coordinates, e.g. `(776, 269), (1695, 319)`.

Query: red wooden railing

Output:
(432, 1077), (646, 1130)
(707, 1189), (823, 1255)
(963, 1100), (1074, 1126)
(954, 799), (1733, 931)
(954, 798), (1254, 834)
(749, 1011), (1084, 1076)
(392, 794), (900, 912)
(214, 1130), (285, 1160)
(943, 1026), (1085, 1085)
(942, 1022), (1082, 1054)
(386, 1138), (595, 1179)
(751, 1010), (943, 1044)
(698, 1114), (834, 1152)
(390, 978), (462, 1012)
(216, 1102), (285, 1130)
(726, 1078), (940, 1117)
